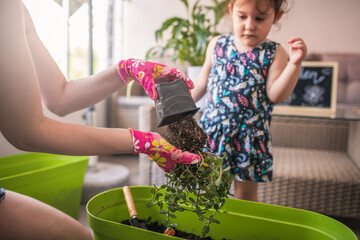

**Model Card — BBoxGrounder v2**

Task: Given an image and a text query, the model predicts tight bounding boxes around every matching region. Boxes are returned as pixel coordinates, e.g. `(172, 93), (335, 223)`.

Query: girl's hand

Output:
(288, 37), (307, 65)
(128, 129), (200, 173)
(117, 59), (194, 100)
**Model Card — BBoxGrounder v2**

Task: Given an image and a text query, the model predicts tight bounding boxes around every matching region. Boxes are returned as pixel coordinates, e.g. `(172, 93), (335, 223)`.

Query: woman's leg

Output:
(0, 190), (93, 240)
(234, 180), (259, 201)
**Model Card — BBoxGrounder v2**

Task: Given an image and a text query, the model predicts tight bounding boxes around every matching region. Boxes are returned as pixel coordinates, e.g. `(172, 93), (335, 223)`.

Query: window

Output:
(23, 0), (124, 79)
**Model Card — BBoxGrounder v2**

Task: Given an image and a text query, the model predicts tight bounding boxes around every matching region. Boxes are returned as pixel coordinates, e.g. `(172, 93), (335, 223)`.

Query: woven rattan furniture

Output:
(138, 104), (360, 218)
(261, 116), (360, 218)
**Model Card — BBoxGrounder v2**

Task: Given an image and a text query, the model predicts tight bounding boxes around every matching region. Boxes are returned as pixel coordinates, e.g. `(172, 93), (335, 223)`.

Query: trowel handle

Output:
(123, 186), (137, 217)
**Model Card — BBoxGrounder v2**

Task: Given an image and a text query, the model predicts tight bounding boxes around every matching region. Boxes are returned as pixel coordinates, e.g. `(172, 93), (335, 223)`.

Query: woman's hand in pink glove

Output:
(117, 58), (194, 100)
(128, 128), (200, 173)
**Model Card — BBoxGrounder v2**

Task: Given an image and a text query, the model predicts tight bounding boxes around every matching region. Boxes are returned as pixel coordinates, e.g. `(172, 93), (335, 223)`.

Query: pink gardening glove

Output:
(117, 58), (194, 100)
(128, 129), (200, 173)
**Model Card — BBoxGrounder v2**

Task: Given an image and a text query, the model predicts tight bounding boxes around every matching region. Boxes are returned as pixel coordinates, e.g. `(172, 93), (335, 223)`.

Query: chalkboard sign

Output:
(273, 61), (338, 117)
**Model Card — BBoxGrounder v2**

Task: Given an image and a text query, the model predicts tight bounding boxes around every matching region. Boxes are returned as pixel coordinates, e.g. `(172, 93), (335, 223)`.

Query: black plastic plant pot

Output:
(155, 78), (200, 127)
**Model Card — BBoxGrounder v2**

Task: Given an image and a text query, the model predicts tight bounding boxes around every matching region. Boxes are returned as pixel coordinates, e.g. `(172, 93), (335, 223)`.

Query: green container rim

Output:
(0, 153), (88, 181)
(86, 186), (357, 240)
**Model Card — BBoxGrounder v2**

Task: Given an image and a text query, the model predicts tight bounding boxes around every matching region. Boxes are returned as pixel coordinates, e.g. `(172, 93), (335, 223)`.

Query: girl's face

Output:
(229, 0), (280, 50)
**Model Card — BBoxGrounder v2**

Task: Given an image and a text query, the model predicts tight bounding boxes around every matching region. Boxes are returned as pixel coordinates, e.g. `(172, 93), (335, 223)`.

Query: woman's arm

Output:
(266, 37), (307, 103)
(22, 3), (125, 116)
(0, 0), (133, 155)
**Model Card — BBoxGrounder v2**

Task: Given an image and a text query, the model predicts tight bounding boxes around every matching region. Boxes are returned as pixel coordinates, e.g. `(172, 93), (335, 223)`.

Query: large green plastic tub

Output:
(0, 153), (88, 219)
(87, 186), (357, 240)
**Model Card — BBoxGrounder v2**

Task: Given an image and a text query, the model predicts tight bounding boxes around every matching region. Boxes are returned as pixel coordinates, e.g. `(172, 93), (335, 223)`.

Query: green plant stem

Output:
(147, 148), (233, 237)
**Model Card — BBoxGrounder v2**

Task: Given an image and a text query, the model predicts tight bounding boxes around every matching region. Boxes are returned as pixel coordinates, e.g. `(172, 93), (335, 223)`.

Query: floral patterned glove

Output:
(117, 58), (194, 100)
(128, 128), (200, 172)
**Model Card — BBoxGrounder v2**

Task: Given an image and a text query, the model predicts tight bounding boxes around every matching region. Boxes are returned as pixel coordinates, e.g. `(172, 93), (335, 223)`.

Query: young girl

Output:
(192, 0), (307, 201)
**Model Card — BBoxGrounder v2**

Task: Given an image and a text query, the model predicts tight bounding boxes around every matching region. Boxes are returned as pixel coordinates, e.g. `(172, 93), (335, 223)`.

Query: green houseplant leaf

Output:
(146, 0), (227, 66)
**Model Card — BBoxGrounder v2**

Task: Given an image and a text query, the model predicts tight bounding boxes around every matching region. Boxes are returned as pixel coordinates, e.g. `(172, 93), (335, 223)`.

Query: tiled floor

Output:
(78, 155), (360, 239)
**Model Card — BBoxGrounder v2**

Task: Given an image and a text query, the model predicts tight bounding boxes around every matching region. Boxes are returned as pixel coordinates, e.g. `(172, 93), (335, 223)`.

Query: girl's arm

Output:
(22, 3), (125, 117)
(266, 37), (307, 103)
(192, 36), (219, 102)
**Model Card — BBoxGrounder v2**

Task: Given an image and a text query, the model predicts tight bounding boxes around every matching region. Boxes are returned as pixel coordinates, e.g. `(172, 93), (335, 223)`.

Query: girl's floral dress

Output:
(199, 34), (278, 182)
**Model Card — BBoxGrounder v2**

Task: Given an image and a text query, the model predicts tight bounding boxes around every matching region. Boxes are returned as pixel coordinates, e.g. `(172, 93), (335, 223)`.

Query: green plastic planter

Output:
(87, 186), (357, 240)
(0, 153), (88, 219)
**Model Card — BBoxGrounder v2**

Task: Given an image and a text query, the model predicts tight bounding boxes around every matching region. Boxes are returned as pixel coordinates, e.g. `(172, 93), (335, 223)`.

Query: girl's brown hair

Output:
(228, 0), (289, 16)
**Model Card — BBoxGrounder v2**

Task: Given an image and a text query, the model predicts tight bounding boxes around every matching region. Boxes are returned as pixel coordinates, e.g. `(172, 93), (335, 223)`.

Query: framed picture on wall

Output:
(273, 61), (339, 118)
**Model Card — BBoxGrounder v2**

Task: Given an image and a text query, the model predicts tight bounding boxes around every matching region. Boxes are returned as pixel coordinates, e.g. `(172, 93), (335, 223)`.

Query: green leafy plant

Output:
(146, 0), (228, 66)
(146, 150), (233, 237)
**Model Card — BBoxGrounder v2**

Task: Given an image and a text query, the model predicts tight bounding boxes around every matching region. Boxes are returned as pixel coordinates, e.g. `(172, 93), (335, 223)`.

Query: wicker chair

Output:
(138, 104), (360, 218)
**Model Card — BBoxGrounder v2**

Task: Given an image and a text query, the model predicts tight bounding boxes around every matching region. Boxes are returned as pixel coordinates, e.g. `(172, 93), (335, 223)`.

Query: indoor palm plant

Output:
(145, 0), (228, 67)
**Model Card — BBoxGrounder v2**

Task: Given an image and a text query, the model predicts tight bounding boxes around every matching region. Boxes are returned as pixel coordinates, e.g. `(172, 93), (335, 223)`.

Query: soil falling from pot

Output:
(162, 115), (207, 152)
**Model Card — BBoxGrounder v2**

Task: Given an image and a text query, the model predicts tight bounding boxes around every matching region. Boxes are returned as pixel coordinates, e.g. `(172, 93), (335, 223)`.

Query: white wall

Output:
(122, 0), (186, 59)
(269, 0), (360, 54)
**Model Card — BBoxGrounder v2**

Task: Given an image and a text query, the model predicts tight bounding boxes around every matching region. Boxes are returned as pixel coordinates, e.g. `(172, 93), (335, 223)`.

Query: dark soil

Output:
(121, 218), (226, 240)
(163, 115), (207, 152)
